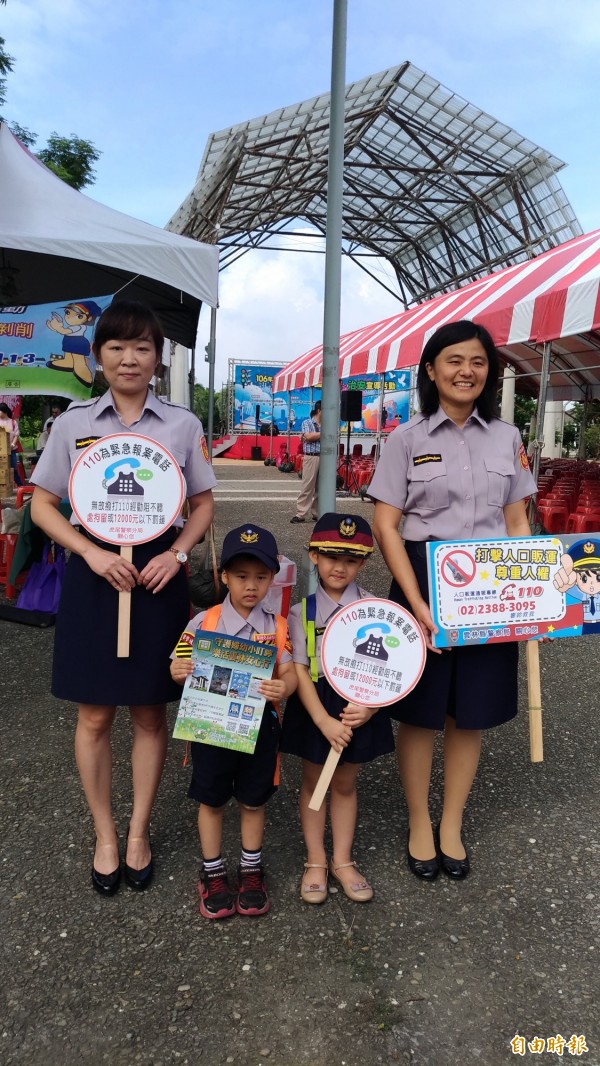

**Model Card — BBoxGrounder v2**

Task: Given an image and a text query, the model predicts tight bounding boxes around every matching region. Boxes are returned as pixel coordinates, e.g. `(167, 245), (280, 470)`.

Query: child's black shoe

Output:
(236, 864), (270, 916)
(198, 866), (236, 919)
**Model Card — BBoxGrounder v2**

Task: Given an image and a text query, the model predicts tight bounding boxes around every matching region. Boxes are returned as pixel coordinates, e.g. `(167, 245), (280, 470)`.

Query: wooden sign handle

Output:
(308, 746), (343, 811)
(526, 640), (543, 763)
(117, 545), (133, 658)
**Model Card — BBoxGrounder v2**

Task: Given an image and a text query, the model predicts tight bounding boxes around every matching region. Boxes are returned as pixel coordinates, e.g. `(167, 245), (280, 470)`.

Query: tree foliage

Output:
(37, 133), (100, 190)
(512, 393), (537, 442)
(193, 383), (227, 431)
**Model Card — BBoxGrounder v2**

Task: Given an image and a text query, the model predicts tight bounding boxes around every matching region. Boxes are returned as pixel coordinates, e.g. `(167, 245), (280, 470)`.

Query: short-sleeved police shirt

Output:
(31, 389), (216, 525)
(288, 580), (368, 677)
(368, 408), (537, 541)
(172, 594), (293, 663)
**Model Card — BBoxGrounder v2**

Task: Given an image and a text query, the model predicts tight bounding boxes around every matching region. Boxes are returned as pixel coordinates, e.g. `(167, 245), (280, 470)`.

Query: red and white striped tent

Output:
(273, 230), (600, 401)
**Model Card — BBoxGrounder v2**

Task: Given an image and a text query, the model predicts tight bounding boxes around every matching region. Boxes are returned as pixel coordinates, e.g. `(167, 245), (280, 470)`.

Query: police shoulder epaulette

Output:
(62, 397), (99, 412)
(156, 397), (191, 412)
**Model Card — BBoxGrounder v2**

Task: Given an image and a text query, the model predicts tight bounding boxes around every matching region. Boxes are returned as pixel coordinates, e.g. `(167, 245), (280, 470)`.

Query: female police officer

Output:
(31, 301), (216, 895)
(370, 319), (536, 880)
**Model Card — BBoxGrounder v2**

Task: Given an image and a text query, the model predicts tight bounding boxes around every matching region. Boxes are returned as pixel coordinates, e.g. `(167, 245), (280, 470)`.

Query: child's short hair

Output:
(220, 525), (280, 572)
(309, 513), (373, 557)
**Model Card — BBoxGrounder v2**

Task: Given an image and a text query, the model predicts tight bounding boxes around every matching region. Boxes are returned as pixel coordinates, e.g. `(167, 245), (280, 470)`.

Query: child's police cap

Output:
(569, 538), (600, 570)
(220, 525), (280, 572)
(309, 513), (373, 557)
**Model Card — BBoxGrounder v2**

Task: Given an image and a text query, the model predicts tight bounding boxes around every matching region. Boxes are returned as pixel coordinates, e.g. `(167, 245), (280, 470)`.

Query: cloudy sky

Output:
(2, 0), (598, 386)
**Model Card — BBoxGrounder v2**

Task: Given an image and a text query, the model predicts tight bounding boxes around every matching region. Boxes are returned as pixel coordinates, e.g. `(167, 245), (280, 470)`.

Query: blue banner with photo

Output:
(232, 362), (409, 433)
(233, 363), (322, 432)
(342, 370), (410, 433)
(0, 295), (113, 401)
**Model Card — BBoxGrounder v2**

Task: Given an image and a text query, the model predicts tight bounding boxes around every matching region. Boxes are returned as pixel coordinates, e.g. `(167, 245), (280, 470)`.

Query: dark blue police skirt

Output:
(52, 530), (188, 706)
(280, 675), (395, 765)
(386, 541), (519, 731)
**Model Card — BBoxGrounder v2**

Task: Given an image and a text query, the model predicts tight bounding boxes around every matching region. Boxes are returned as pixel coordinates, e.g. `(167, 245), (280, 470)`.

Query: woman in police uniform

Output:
(31, 301), (216, 895)
(370, 319), (536, 880)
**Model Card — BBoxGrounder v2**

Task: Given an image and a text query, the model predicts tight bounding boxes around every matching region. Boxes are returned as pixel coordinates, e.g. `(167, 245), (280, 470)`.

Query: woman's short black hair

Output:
(92, 300), (164, 357)
(0, 402), (12, 417)
(417, 319), (500, 422)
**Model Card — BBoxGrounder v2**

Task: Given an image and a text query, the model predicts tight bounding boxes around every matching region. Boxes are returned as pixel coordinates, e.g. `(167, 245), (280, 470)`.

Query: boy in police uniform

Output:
(171, 525), (297, 919)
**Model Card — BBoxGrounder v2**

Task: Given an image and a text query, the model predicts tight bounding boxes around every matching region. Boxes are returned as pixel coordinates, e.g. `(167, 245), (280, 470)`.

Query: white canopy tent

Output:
(0, 124), (219, 348)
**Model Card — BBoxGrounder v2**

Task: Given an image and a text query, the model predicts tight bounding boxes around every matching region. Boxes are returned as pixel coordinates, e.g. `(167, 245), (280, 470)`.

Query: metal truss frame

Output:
(168, 62), (580, 306)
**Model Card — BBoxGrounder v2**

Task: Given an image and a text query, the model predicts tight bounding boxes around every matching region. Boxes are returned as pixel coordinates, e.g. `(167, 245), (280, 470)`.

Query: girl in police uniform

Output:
(370, 320), (536, 880)
(31, 301), (216, 896)
(280, 513), (394, 904)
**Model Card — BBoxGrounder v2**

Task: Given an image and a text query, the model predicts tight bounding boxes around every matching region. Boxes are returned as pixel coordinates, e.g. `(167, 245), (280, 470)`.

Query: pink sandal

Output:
(329, 861), (373, 902)
(300, 862), (328, 904)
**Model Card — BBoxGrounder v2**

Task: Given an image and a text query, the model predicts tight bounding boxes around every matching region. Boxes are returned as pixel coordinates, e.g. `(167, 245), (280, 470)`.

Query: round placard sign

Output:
(320, 597), (426, 707)
(69, 433), (186, 545)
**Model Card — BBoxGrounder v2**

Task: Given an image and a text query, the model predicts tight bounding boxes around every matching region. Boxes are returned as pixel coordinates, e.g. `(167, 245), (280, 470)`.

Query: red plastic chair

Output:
(538, 501), (570, 533)
(16, 485), (35, 509)
(566, 512), (600, 534)
(0, 533), (23, 598)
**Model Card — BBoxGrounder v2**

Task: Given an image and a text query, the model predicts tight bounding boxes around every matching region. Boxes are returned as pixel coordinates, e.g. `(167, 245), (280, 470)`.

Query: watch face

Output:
(176, 551), (188, 564)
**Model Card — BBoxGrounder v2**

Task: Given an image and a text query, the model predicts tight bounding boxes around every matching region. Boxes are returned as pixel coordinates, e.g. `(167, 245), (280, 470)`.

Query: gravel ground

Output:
(1, 462), (598, 1066)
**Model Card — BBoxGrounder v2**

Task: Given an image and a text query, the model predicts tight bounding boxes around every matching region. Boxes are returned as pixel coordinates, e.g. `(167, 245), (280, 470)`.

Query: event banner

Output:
(275, 386), (320, 432)
(233, 363), (285, 431)
(172, 630), (276, 754)
(0, 295), (113, 400)
(231, 361), (410, 434)
(426, 533), (600, 648)
(341, 371), (410, 432)
(232, 362), (320, 432)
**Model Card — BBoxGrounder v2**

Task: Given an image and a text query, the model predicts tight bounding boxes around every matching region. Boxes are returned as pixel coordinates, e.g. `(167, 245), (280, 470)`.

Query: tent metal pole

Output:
(287, 389), (291, 452)
(578, 389), (589, 459)
(375, 371), (385, 461)
(206, 305), (217, 461)
(318, 0), (346, 518)
(530, 340), (552, 487)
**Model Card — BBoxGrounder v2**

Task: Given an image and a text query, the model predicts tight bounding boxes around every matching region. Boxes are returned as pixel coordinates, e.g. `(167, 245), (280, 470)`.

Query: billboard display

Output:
(232, 363), (321, 432)
(230, 362), (410, 433)
(342, 370), (410, 432)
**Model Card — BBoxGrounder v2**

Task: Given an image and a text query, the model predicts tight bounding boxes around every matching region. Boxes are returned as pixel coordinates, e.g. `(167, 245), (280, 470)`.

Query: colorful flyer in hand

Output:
(172, 630), (276, 754)
(320, 597), (426, 707)
(426, 533), (600, 647)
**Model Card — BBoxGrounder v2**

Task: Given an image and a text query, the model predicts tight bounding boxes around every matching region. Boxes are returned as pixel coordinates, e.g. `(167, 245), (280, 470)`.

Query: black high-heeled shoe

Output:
(124, 831), (153, 891)
(435, 823), (470, 879)
(406, 830), (439, 880)
(91, 840), (121, 896)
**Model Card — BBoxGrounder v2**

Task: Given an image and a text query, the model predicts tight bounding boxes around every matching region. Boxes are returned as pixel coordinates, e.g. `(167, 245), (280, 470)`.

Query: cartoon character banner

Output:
(172, 630), (276, 754)
(426, 533), (600, 648)
(341, 371), (410, 433)
(0, 295), (113, 400)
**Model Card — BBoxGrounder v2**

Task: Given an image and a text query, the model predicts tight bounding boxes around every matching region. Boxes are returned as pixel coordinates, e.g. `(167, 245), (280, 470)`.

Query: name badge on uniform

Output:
(413, 453), (442, 466)
(75, 436), (101, 449)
